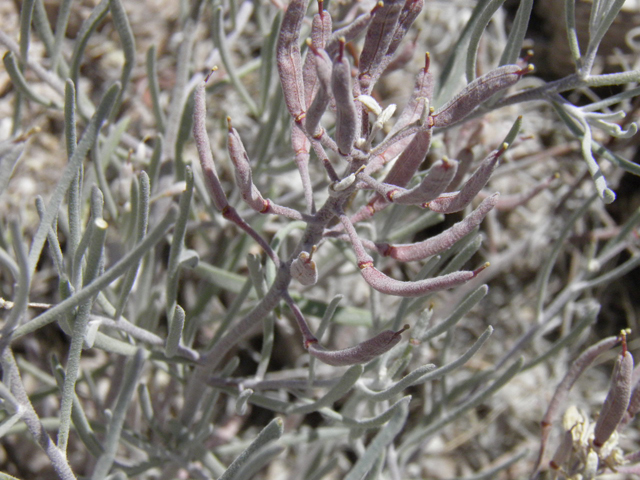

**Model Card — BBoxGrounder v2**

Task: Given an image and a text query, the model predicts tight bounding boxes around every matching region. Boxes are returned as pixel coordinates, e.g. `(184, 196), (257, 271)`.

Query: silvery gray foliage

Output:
(0, 0), (639, 478)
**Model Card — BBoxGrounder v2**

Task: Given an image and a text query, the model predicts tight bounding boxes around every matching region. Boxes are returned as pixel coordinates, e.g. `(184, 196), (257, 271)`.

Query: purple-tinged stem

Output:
(283, 291), (318, 346)
(181, 263), (292, 426)
(322, 158), (340, 182)
(549, 429), (573, 472)
(354, 193), (497, 262)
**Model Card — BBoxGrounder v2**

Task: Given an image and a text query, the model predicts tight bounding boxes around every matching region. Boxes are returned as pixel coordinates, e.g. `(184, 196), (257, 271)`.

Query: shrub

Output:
(0, 0), (639, 478)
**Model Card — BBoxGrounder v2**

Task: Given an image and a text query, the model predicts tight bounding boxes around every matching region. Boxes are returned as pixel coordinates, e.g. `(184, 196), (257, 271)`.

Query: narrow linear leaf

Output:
(218, 417), (284, 480)
(344, 399), (409, 480)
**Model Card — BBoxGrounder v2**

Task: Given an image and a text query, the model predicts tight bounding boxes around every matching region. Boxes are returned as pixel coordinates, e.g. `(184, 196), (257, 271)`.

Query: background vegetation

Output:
(0, 0), (640, 478)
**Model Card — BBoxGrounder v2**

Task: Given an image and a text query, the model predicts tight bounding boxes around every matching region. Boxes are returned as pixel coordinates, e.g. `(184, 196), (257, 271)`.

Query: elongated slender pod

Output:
(433, 64), (532, 128)
(277, 0), (310, 122)
(358, 0), (403, 94)
(308, 325), (409, 366)
(594, 333), (634, 447)
(427, 143), (507, 213)
(332, 39), (358, 156)
(305, 45), (333, 137)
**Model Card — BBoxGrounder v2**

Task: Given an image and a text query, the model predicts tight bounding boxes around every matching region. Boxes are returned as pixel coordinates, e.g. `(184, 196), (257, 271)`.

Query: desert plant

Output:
(0, 0), (639, 478)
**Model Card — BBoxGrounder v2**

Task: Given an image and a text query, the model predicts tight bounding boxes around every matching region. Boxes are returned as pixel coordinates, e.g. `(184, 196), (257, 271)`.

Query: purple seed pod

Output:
(305, 45), (333, 137)
(387, 0), (424, 58)
(342, 129), (427, 226)
(364, 133), (416, 178)
(373, 0), (424, 81)
(290, 248), (318, 286)
(302, 0), (332, 107)
(382, 126), (433, 187)
(620, 376), (640, 428)
(594, 333), (634, 448)
(359, 261), (488, 297)
(332, 39), (358, 156)
(432, 64), (533, 128)
(227, 117), (268, 213)
(427, 143), (507, 214)
(382, 33), (417, 74)
(359, 156), (457, 207)
(389, 156), (458, 205)
(291, 122), (314, 212)
(339, 210), (488, 297)
(326, 2), (379, 56)
(380, 193), (498, 261)
(534, 335), (621, 475)
(193, 79), (229, 212)
(277, 0), (310, 122)
(389, 53), (434, 136)
(358, 0), (403, 94)
(308, 325), (409, 366)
